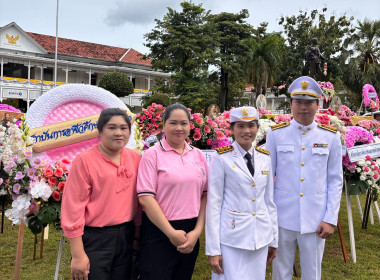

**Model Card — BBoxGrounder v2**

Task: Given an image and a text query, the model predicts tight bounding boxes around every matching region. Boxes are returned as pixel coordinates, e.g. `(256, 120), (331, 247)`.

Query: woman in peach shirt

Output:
(61, 108), (141, 280)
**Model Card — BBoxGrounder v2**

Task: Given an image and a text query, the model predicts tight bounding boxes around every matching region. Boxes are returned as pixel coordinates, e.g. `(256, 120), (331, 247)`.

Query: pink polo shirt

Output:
(137, 139), (208, 221)
(61, 145), (141, 238)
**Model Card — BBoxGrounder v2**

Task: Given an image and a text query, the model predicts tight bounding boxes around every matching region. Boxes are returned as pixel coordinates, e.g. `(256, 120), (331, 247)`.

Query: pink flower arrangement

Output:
(274, 114), (293, 124)
(362, 84), (379, 112)
(135, 103), (165, 140)
(189, 112), (231, 149)
(318, 81), (335, 102)
(343, 126), (374, 172)
(0, 104), (22, 112)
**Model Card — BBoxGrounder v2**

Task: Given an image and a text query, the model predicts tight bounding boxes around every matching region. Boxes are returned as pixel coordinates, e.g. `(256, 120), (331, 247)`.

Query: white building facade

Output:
(0, 22), (170, 111)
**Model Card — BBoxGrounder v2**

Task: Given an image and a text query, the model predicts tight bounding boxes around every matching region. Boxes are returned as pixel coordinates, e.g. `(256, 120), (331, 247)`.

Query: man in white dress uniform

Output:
(206, 107), (278, 280)
(265, 76), (343, 280)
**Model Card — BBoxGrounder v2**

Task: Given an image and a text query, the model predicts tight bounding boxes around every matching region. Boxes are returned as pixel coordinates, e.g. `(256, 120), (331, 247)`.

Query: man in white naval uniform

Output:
(266, 76), (343, 280)
(206, 107), (278, 280)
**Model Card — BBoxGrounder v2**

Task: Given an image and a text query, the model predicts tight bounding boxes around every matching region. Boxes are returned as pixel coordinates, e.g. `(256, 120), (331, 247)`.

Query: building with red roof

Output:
(0, 22), (169, 110)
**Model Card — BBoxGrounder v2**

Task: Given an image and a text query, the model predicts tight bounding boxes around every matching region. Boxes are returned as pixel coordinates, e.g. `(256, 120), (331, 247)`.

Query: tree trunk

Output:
(219, 67), (228, 111)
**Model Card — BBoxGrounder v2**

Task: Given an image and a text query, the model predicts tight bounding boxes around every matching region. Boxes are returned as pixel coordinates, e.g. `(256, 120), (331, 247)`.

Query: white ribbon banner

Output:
(347, 142), (380, 162)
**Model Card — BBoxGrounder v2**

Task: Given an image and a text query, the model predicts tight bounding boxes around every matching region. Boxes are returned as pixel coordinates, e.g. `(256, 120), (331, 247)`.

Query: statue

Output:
(305, 38), (325, 79)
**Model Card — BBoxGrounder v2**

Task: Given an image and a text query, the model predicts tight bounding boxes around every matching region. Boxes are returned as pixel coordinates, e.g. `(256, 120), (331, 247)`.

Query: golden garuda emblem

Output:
(301, 81), (309, 89)
(241, 108), (249, 116)
(6, 33), (20, 44)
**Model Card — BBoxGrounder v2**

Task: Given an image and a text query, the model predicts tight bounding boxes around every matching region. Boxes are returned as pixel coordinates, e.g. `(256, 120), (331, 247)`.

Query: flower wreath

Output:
(343, 126), (374, 172)
(363, 84), (379, 111)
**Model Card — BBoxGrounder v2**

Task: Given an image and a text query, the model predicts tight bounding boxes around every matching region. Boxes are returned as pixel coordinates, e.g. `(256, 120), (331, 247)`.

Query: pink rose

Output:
(364, 167), (370, 172)
(366, 155), (372, 160)
(204, 125), (211, 133)
(58, 182), (65, 192)
(52, 191), (61, 201)
(48, 176), (58, 187)
(54, 168), (64, 177)
(194, 128), (201, 134)
(190, 123), (195, 129)
(374, 173), (379, 180)
(43, 168), (54, 178)
(207, 139), (213, 146)
(196, 118), (203, 125)
(193, 133), (201, 141)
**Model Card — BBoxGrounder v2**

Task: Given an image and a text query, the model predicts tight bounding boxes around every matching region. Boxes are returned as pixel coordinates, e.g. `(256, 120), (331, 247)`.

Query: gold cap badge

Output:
(301, 81), (309, 89)
(241, 108), (249, 116)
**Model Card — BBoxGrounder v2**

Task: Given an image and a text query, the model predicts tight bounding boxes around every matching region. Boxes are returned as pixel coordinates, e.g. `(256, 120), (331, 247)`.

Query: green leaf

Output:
(347, 179), (369, 195)
(37, 205), (59, 224)
(27, 215), (43, 235)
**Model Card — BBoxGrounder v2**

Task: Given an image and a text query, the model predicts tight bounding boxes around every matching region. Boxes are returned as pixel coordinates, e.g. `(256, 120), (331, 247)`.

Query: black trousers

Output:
(139, 213), (199, 280)
(82, 221), (134, 280)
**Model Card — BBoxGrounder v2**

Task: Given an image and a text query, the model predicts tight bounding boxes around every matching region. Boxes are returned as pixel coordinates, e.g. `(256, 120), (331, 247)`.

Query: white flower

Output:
(0, 189), (7, 196)
(360, 175), (366, 181)
(367, 180), (373, 185)
(5, 194), (31, 225)
(357, 160), (366, 166)
(30, 180), (52, 201)
(356, 167), (362, 173)
(366, 160), (372, 165)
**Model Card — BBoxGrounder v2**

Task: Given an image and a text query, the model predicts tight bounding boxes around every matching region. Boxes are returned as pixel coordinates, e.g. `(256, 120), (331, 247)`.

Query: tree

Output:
(98, 72), (134, 97)
(208, 9), (253, 111)
(144, 1), (214, 110)
(278, 8), (354, 81)
(341, 19), (380, 104)
(245, 23), (284, 99)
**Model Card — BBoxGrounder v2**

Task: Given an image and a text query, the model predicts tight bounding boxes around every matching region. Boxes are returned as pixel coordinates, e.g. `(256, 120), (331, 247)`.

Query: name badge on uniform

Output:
(261, 170), (270, 175)
(313, 143), (328, 148)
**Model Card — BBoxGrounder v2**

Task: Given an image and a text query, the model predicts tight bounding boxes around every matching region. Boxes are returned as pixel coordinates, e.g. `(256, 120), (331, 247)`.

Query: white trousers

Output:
(272, 227), (325, 280)
(212, 244), (268, 280)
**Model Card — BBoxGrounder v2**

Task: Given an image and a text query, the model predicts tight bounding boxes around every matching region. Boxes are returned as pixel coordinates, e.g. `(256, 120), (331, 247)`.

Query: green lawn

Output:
(1, 193), (380, 279)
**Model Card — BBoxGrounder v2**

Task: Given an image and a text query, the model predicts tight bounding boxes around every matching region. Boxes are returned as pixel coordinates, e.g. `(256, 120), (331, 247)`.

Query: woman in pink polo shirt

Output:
(61, 108), (141, 280)
(137, 103), (208, 280)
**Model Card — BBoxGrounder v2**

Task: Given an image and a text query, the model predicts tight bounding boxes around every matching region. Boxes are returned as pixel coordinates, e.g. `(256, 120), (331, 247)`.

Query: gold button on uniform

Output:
(301, 162), (305, 166)
(301, 177), (304, 182)
(307, 127), (311, 131)
(252, 198), (256, 202)
(302, 146), (305, 150)
(302, 131), (306, 135)
(300, 193), (304, 197)
(252, 212), (256, 216)
(251, 183), (255, 187)
(298, 126), (302, 130)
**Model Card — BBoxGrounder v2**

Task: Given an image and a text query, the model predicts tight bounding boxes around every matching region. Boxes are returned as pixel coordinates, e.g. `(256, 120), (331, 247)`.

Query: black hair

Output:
(163, 103), (191, 123)
(230, 120), (259, 129)
(97, 108), (131, 132)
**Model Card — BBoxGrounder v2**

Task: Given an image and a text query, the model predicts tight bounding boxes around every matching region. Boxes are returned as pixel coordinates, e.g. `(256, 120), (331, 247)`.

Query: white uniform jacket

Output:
(265, 120), (343, 234)
(205, 141), (278, 256)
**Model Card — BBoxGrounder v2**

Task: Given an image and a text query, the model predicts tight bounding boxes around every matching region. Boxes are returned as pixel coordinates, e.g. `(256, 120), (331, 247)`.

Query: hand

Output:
(316, 221), (334, 239)
(168, 229), (188, 247)
(177, 230), (199, 254)
(208, 255), (224, 274)
(267, 247), (276, 265)
(71, 254), (90, 280)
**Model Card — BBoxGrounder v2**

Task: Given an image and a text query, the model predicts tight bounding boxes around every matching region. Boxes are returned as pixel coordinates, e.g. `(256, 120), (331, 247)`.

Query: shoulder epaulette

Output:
(216, 145), (234, 154)
(318, 123), (337, 133)
(271, 121), (290, 130)
(255, 146), (270, 155)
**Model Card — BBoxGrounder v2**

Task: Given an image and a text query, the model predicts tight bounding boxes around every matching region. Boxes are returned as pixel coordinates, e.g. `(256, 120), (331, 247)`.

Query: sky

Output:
(0, 0), (379, 54)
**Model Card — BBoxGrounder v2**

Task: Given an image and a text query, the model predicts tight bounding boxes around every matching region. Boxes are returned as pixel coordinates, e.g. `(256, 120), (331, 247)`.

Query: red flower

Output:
(62, 158), (71, 165)
(58, 182), (65, 192)
(196, 118), (203, 125)
(190, 123), (195, 129)
(136, 113), (141, 118)
(140, 115), (146, 121)
(48, 176), (58, 187)
(366, 155), (372, 161)
(43, 168), (54, 178)
(207, 139), (213, 146)
(193, 133), (201, 141)
(204, 125), (211, 133)
(194, 128), (201, 134)
(54, 168), (64, 177)
(52, 191), (61, 201)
